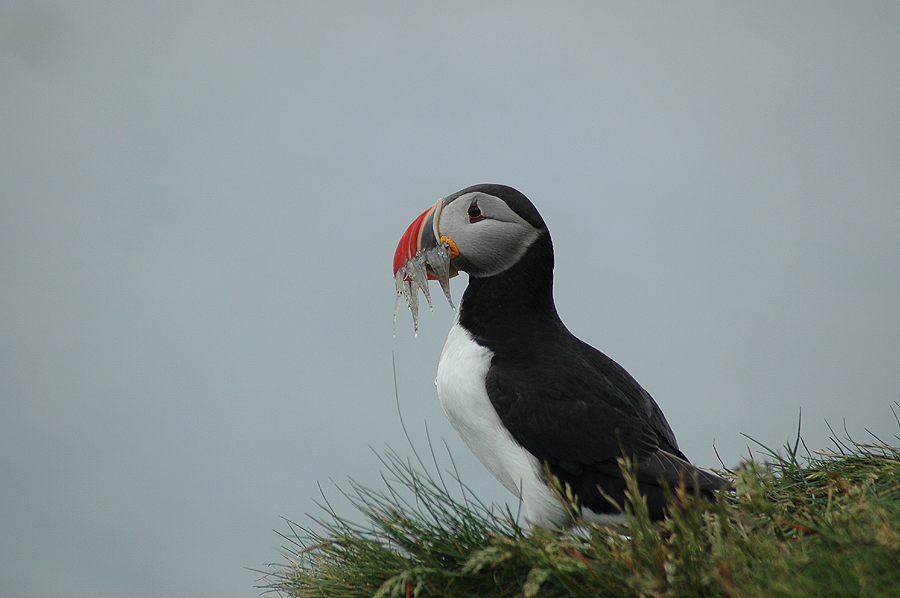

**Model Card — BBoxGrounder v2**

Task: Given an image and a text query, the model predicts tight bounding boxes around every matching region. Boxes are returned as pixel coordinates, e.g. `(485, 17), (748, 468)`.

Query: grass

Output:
(260, 411), (900, 598)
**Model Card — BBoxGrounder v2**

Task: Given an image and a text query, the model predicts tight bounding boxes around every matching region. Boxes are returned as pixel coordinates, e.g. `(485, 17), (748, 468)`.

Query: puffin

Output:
(393, 184), (725, 526)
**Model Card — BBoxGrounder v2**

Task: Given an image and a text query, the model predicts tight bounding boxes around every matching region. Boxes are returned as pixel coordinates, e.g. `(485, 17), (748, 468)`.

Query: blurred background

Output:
(2, 2), (898, 597)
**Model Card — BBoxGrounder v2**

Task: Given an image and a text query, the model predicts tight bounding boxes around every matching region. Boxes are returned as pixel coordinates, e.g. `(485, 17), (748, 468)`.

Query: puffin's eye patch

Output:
(468, 203), (484, 221)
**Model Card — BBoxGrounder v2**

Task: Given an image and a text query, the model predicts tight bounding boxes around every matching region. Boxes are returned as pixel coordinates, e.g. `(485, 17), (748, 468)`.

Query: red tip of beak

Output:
(393, 205), (435, 275)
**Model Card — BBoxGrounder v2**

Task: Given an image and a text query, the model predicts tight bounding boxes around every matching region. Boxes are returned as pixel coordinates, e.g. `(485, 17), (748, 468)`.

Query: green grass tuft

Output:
(260, 416), (900, 598)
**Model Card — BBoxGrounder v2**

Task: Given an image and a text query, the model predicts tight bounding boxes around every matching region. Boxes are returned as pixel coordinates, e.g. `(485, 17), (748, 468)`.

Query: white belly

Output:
(436, 319), (566, 526)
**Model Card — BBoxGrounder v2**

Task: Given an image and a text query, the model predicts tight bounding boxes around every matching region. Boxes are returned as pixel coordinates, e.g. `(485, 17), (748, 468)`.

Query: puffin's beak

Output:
(393, 198), (458, 332)
(393, 202), (439, 278)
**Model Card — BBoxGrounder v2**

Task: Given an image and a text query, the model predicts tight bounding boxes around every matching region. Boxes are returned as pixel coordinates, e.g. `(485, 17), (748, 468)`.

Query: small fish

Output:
(393, 240), (456, 334)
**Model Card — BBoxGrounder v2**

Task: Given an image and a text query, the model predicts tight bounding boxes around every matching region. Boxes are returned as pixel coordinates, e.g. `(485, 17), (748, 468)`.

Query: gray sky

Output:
(2, 2), (899, 597)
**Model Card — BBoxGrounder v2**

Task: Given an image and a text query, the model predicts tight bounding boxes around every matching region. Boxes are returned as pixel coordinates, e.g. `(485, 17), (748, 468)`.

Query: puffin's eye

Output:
(468, 203), (484, 221)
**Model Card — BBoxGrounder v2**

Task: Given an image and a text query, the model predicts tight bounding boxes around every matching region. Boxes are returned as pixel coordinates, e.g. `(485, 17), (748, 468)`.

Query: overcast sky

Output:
(2, 2), (899, 597)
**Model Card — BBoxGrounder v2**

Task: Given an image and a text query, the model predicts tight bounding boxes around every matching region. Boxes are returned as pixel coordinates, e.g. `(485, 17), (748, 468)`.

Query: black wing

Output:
(484, 331), (724, 517)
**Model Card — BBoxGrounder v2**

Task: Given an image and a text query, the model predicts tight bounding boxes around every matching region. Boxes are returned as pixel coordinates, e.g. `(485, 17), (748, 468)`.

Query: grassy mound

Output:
(261, 423), (900, 598)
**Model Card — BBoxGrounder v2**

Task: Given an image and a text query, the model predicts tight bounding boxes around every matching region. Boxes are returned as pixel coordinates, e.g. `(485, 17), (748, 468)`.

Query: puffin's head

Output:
(393, 184), (547, 331)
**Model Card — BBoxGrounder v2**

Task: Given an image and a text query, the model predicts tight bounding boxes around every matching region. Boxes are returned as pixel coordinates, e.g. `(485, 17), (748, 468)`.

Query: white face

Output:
(438, 192), (542, 278)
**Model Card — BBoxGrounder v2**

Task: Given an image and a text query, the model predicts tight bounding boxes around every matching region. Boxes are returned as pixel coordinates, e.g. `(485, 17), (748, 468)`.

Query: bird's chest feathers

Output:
(436, 321), (540, 495)
(436, 323), (495, 439)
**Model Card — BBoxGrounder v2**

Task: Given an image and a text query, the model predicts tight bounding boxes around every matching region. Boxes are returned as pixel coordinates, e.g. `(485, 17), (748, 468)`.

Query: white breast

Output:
(436, 318), (566, 526)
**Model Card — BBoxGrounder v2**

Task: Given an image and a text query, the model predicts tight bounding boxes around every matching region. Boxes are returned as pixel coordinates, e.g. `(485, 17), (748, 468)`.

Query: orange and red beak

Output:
(393, 198), (459, 333)
(392, 199), (458, 281)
